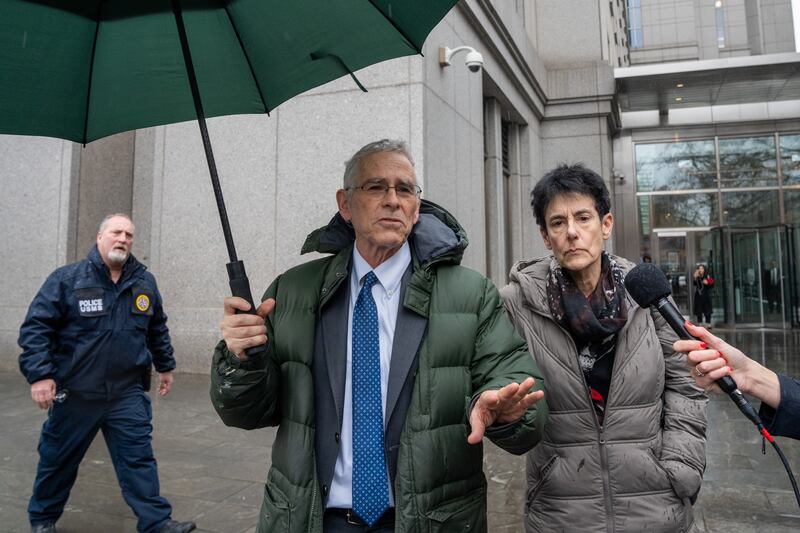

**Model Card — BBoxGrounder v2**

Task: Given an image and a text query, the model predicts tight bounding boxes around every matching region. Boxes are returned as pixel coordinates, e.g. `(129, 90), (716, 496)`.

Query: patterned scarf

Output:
(547, 252), (628, 422)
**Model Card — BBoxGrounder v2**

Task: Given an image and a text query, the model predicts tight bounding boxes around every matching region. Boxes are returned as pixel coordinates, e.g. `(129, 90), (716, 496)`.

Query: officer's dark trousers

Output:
(28, 387), (172, 533)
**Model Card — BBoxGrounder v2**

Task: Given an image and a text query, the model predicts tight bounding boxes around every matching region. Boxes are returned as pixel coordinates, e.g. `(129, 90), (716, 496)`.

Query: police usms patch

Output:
(75, 287), (105, 317)
(79, 298), (103, 314)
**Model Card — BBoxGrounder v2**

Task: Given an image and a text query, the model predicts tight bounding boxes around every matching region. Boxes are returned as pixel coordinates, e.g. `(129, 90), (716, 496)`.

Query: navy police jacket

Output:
(18, 246), (175, 400)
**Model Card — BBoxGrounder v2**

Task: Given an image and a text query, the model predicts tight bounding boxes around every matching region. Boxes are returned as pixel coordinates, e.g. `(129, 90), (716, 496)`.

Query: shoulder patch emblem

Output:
(135, 294), (151, 312)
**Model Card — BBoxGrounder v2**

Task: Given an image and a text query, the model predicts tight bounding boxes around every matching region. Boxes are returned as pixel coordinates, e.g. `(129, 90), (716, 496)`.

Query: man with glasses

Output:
(210, 139), (548, 532)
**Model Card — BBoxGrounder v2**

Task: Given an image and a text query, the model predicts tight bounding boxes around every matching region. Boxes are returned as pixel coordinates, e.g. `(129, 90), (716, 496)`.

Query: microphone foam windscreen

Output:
(624, 263), (672, 308)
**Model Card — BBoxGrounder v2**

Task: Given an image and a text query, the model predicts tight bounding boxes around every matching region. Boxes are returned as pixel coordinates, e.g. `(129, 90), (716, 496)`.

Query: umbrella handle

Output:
(227, 260), (268, 358)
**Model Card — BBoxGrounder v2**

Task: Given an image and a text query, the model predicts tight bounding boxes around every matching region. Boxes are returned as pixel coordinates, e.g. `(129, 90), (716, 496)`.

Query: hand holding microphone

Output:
(676, 323), (781, 410)
(677, 324), (743, 393)
(623, 264), (764, 430)
(624, 263), (800, 510)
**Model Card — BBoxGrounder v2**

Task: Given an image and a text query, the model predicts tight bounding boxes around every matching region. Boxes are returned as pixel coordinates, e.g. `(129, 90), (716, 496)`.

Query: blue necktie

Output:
(351, 271), (390, 526)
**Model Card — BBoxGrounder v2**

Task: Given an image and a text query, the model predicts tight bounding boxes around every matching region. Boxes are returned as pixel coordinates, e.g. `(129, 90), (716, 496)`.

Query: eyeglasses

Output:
(347, 179), (422, 199)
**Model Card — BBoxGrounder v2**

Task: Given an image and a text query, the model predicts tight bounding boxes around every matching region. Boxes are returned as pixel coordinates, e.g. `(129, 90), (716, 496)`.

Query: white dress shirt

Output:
(326, 241), (411, 509)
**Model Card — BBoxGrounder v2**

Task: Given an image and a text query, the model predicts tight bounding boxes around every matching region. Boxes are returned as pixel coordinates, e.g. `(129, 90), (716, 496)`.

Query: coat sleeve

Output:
(209, 277), (282, 430)
(469, 277), (548, 455)
(147, 279), (176, 373)
(653, 307), (709, 501)
(18, 272), (63, 384)
(758, 373), (800, 440)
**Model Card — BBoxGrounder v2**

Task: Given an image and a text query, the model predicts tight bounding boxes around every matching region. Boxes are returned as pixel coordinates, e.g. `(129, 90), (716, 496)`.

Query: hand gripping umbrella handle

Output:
(227, 260), (268, 358)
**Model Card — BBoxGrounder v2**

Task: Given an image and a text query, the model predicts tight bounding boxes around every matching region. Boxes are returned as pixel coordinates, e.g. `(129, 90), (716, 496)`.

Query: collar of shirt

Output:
(351, 242), (411, 297)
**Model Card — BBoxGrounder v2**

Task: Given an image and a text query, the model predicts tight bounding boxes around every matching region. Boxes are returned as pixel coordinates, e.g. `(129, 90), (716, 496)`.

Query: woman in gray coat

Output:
(501, 164), (708, 532)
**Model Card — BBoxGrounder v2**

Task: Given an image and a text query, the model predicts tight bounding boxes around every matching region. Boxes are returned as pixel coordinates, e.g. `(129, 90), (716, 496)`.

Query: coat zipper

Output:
(534, 309), (618, 533)
(307, 481), (319, 533)
(597, 423), (614, 533)
(560, 304), (648, 533)
(579, 361), (616, 533)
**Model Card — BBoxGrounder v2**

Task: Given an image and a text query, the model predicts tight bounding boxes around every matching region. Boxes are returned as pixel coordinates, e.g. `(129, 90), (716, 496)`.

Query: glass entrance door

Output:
(760, 227), (785, 326)
(689, 230), (723, 324)
(790, 226), (800, 326)
(731, 232), (763, 324)
(653, 230), (723, 321)
(654, 233), (689, 314)
(729, 227), (788, 326)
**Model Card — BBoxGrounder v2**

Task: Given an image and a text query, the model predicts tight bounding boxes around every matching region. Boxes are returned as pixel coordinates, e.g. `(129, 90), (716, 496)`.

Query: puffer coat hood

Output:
(301, 198), (468, 264)
(502, 255), (708, 533)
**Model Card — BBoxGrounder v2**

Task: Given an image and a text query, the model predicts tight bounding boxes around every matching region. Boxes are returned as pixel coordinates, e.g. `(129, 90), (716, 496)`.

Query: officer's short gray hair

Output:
(98, 213), (133, 234)
(343, 139), (415, 191)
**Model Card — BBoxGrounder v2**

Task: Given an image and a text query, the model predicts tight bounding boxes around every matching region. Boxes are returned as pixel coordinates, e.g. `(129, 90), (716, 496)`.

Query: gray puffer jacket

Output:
(500, 255), (707, 533)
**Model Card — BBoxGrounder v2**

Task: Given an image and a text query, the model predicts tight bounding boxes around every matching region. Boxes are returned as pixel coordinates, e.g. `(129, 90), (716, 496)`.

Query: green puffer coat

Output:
(210, 200), (548, 533)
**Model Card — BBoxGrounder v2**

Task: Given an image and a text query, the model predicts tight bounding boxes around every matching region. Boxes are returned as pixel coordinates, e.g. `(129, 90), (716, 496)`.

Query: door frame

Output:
(651, 230), (690, 316)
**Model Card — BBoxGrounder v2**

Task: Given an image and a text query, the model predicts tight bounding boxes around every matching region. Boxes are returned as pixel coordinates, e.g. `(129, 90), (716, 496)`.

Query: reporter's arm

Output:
(677, 324), (800, 440)
(757, 374), (800, 440)
(744, 362), (780, 409)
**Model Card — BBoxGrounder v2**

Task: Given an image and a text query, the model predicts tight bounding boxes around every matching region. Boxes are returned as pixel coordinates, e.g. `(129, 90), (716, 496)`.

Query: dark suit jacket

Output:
(312, 265), (426, 504)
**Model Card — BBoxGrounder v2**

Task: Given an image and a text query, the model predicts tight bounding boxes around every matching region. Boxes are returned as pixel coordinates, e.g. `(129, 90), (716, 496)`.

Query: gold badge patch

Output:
(135, 294), (151, 312)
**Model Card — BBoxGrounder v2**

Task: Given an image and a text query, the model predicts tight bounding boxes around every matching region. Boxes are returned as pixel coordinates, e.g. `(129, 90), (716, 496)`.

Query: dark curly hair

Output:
(530, 163), (610, 230)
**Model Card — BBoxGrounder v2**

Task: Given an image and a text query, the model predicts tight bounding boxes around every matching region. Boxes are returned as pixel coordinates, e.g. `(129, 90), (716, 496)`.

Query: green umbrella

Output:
(0, 0), (457, 354)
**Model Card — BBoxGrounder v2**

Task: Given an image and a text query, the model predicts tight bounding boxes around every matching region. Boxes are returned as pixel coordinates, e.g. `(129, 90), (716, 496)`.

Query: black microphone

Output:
(624, 263), (764, 430)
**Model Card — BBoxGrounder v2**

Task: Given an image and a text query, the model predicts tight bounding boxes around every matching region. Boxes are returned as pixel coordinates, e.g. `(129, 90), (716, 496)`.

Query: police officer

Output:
(18, 214), (196, 533)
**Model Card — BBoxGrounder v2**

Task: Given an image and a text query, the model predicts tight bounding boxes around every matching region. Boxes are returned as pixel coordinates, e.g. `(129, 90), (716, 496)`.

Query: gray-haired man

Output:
(211, 139), (549, 532)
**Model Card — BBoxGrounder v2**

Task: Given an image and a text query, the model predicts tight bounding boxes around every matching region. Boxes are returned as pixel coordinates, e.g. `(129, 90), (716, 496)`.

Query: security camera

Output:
(439, 46), (484, 73)
(464, 50), (484, 72)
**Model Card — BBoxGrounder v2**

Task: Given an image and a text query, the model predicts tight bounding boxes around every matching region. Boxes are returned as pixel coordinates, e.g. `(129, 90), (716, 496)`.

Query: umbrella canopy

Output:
(1, 0), (458, 356)
(0, 0), (457, 144)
